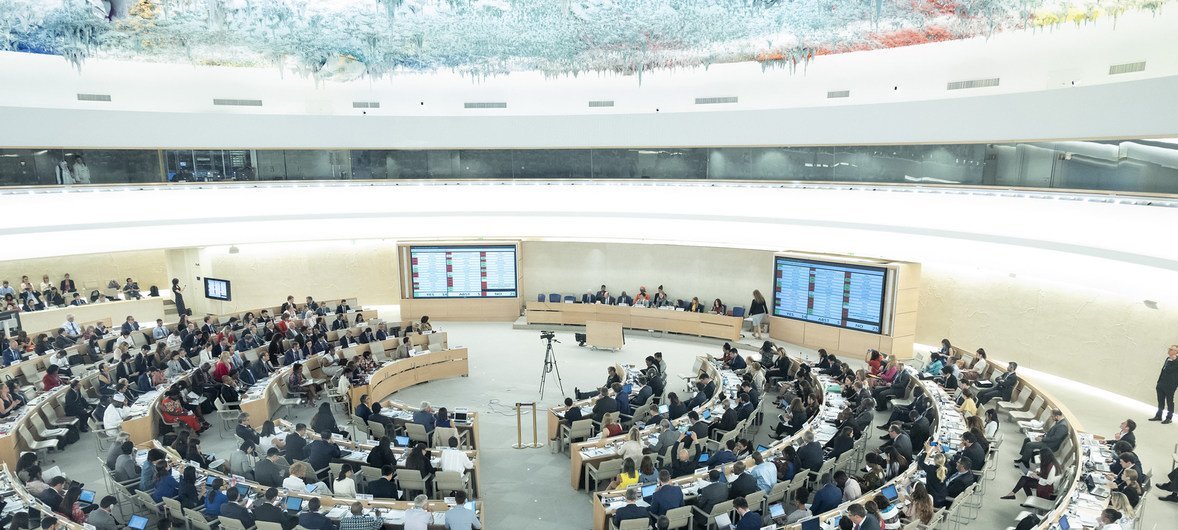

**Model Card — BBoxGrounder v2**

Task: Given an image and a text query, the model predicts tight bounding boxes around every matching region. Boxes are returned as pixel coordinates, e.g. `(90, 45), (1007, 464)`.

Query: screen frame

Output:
(405, 244), (519, 300)
(771, 256), (889, 335)
(203, 277), (232, 301)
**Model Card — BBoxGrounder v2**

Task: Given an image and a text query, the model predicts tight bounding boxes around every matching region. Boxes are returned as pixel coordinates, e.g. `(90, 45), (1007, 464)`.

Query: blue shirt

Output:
(751, 462), (777, 492)
(810, 483), (843, 515)
(152, 474), (179, 502)
(443, 505), (482, 530)
(204, 491), (228, 516)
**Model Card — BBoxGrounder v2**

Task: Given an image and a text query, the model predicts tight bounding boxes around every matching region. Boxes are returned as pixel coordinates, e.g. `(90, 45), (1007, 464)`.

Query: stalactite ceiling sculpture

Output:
(0, 0), (1169, 81)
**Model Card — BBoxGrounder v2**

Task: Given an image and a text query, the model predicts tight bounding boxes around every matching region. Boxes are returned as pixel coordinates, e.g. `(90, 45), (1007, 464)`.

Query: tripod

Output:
(539, 337), (565, 400)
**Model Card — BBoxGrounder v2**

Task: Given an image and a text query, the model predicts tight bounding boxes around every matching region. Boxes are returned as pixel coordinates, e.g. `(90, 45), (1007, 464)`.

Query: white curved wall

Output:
(1, 9), (1176, 148)
(1, 180), (1176, 403)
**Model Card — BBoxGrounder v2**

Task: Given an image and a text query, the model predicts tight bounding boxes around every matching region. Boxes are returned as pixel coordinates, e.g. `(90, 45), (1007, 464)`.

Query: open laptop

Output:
(658, 404), (669, 415)
(767, 503), (786, 519)
(78, 489), (96, 504)
(395, 435), (411, 447)
(756, 444), (769, 453)
(800, 516), (821, 530)
(701, 409), (712, 421)
(641, 484), (657, 498)
(698, 453), (710, 464)
(286, 496), (305, 511)
(128, 515), (149, 530)
(881, 484), (899, 504)
(237, 484), (251, 498)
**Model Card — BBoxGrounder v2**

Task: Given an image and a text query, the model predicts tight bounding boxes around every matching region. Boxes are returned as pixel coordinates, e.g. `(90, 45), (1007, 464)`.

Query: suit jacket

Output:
(946, 470), (976, 499)
(86, 509), (119, 530)
(592, 396), (618, 423)
(617, 295), (634, 306)
(716, 408), (739, 432)
(796, 441), (824, 473)
(616, 392), (632, 416)
(810, 483), (842, 515)
(647, 484), (684, 516)
(412, 409), (437, 433)
(954, 443), (986, 472)
(221, 502), (255, 527)
(735, 511), (763, 530)
(857, 514), (883, 530)
(613, 503), (651, 526)
(306, 440), (342, 471)
(892, 433), (914, 462)
(826, 435), (854, 459)
(284, 435), (308, 461)
(1119, 431), (1136, 448)
(1043, 419), (1069, 451)
(697, 481), (729, 513)
(254, 502), (296, 530)
(908, 417), (931, 448)
(1159, 358), (1178, 390)
(298, 511), (333, 530)
(891, 369), (911, 391)
(367, 477), (397, 499)
(728, 473), (759, 500)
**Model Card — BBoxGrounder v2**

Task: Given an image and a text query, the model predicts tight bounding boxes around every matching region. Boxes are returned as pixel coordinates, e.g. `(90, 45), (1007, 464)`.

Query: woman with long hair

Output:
(1002, 448), (1059, 500)
(367, 436), (397, 469)
(638, 456), (658, 485)
(710, 298), (726, 315)
(904, 482), (935, 524)
(171, 278), (186, 317)
(748, 289), (768, 339)
(334, 464), (358, 498)
(609, 457), (639, 490)
(179, 465), (201, 509)
(921, 450), (949, 507)
(311, 401), (345, 437)
(204, 477), (228, 516)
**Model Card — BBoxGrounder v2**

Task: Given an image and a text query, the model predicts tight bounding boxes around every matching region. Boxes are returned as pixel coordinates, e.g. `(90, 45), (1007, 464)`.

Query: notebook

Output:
(128, 515), (149, 530)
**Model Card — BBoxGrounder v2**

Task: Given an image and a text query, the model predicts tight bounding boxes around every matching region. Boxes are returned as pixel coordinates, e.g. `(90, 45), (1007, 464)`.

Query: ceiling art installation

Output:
(0, 0), (1169, 81)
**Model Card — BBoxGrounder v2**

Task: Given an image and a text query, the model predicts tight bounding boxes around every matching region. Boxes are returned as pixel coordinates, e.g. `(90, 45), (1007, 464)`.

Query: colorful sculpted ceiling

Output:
(0, 0), (1168, 80)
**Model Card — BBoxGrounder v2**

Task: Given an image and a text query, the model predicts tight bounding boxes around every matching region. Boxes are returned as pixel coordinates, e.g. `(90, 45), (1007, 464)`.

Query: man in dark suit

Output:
(882, 424), (914, 462)
(121, 316), (139, 334)
(220, 489), (256, 528)
(670, 447), (696, 478)
(687, 411), (708, 441)
(368, 403), (397, 432)
(944, 458), (977, 505)
(633, 384), (654, 409)
(255, 448), (287, 487)
(612, 487), (651, 527)
(236, 416), (261, 446)
(1151, 345), (1178, 424)
(647, 470), (684, 517)
(1016, 410), (1069, 467)
(367, 466), (398, 499)
(977, 362), (1019, 405)
(253, 488), (296, 530)
(873, 365), (911, 411)
(883, 386), (928, 425)
(810, 474), (842, 515)
(38, 477), (68, 514)
(710, 401), (739, 438)
(614, 383), (632, 417)
(794, 431), (824, 473)
(727, 462), (760, 500)
(297, 498), (332, 530)
(284, 424), (309, 461)
(306, 432), (343, 478)
(591, 387), (618, 424)
(561, 397), (584, 427)
(616, 291), (634, 306)
(733, 497), (763, 530)
(846, 503), (881, 530)
(331, 315), (349, 331)
(355, 395), (372, 425)
(906, 409), (932, 449)
(696, 469), (729, 515)
(951, 432), (987, 472)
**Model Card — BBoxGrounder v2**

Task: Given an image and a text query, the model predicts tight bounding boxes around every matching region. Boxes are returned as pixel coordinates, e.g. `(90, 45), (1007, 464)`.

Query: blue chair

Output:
(549, 293), (561, 303)
(731, 306), (746, 317)
(537, 293), (546, 302)
(563, 295), (575, 303)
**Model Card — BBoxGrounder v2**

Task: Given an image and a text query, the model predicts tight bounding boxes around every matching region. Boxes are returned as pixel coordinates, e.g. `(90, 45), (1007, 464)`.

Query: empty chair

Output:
(563, 295), (575, 303)
(406, 423), (429, 445)
(693, 498), (734, 530)
(548, 293), (561, 303)
(537, 293), (546, 302)
(434, 470), (470, 499)
(730, 306), (745, 317)
(396, 468), (430, 498)
(663, 505), (694, 530)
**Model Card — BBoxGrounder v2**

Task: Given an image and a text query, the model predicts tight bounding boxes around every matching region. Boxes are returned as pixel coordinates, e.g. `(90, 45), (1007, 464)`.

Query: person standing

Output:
(72, 156), (91, 184)
(171, 278), (186, 317)
(1150, 345), (1178, 424)
(748, 290), (768, 339)
(55, 160), (73, 185)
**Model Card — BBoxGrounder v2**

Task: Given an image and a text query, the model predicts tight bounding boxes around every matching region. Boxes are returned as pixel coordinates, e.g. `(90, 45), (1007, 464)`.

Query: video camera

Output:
(540, 331), (556, 340)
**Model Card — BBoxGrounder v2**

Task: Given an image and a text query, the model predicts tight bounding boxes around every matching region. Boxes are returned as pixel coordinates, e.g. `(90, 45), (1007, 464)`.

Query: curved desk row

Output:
(0, 383), (76, 469)
(526, 302), (743, 342)
(569, 356), (729, 491)
(17, 296), (165, 339)
(949, 346), (1090, 530)
(151, 440), (487, 528)
(3, 463), (88, 530)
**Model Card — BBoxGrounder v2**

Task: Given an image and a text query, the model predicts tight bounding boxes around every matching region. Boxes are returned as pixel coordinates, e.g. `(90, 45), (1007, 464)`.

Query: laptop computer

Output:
(756, 444), (769, 453)
(454, 411), (468, 422)
(128, 515), (149, 530)
(800, 516), (821, 530)
(395, 435), (411, 447)
(641, 484), (657, 498)
(767, 502), (786, 519)
(701, 409), (712, 421)
(78, 489), (96, 504)
(237, 484), (251, 498)
(881, 484), (899, 503)
(698, 453), (710, 464)
(286, 496), (305, 511)
(206, 476), (217, 486)
(659, 404), (669, 415)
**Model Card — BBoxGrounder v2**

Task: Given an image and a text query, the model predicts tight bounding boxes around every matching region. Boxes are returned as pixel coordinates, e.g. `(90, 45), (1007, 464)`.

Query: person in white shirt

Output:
(333, 465), (358, 498)
(72, 157), (91, 184)
(403, 494), (432, 530)
(165, 331), (182, 352)
(282, 462), (329, 493)
(1097, 507), (1124, 530)
(439, 436), (474, 474)
(837, 470), (862, 502)
(103, 394), (128, 432)
(55, 160), (73, 184)
(62, 315), (82, 339)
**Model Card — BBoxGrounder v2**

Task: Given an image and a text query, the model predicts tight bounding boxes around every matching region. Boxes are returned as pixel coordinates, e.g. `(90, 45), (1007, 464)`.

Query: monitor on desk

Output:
(881, 484), (899, 502)
(800, 516), (821, 530)
(128, 515), (149, 530)
(756, 444), (769, 453)
(286, 496), (304, 511)
(641, 484), (657, 498)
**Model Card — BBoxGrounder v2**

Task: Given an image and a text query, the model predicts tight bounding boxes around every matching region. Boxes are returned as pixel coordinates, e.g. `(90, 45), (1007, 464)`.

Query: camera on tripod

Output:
(540, 331), (555, 340)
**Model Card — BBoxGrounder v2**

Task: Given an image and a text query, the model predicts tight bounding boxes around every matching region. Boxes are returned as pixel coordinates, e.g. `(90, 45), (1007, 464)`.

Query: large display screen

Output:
(772, 257), (887, 333)
(204, 277), (231, 301)
(409, 245), (518, 299)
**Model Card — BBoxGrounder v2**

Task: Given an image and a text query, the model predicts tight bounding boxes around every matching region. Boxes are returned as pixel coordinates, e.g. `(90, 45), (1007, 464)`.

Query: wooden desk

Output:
(0, 385), (70, 469)
(526, 302), (742, 341)
(586, 320), (624, 350)
(348, 348), (470, 410)
(240, 365), (293, 429)
(18, 296), (165, 336)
